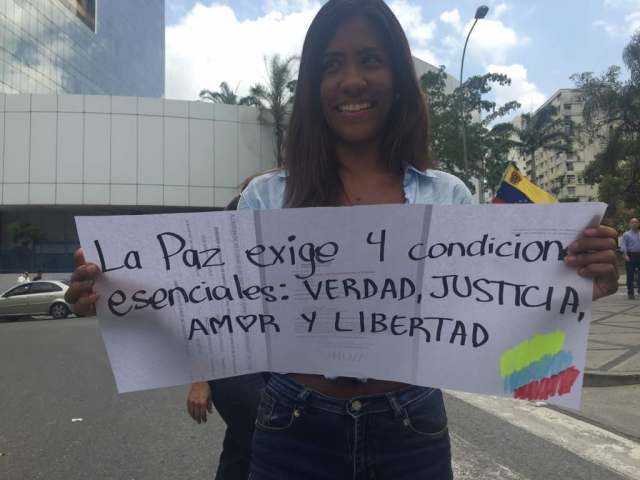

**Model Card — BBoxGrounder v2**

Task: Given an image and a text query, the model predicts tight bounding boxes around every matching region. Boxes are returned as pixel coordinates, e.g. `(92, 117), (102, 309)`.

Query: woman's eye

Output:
(323, 58), (340, 73)
(362, 54), (383, 66)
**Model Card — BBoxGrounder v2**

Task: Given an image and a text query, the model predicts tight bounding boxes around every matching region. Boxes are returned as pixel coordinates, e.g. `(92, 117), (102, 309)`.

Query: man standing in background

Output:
(621, 218), (640, 299)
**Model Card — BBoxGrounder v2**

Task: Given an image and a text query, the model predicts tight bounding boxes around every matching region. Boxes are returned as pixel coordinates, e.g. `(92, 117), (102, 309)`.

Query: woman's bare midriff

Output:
(288, 373), (409, 399)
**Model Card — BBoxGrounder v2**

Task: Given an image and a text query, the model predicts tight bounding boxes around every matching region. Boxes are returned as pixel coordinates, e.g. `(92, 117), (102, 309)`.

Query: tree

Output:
(198, 81), (256, 105)
(572, 31), (640, 220)
(507, 104), (575, 182)
(7, 222), (45, 247)
(421, 68), (520, 194)
(249, 55), (297, 167)
(482, 122), (517, 197)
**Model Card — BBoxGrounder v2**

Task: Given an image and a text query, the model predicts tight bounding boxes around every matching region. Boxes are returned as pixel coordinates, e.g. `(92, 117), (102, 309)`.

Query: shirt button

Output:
(351, 400), (362, 412)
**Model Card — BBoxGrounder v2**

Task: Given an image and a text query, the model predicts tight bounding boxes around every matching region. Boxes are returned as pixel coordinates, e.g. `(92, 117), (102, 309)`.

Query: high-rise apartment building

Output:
(509, 89), (599, 202)
(0, 0), (164, 96)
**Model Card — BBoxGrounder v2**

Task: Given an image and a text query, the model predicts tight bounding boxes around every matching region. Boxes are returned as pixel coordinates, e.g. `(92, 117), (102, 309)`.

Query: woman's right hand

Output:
(64, 248), (100, 316)
(187, 382), (213, 424)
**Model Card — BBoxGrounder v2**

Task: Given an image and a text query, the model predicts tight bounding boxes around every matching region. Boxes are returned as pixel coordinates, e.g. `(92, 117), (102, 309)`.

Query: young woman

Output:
(67, 1), (619, 478)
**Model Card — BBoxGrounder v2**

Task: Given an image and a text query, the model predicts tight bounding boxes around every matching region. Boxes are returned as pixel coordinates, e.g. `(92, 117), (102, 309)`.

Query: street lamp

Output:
(459, 5), (489, 179)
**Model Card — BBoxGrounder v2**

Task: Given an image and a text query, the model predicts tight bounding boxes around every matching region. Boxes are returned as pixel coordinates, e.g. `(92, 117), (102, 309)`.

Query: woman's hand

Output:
(187, 382), (212, 424)
(64, 248), (100, 316)
(564, 226), (619, 301)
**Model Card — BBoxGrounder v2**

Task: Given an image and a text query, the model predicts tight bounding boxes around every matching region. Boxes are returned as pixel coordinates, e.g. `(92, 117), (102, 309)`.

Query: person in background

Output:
(17, 272), (29, 284)
(621, 217), (640, 299)
(33, 271), (43, 281)
(186, 191), (268, 480)
(187, 375), (266, 480)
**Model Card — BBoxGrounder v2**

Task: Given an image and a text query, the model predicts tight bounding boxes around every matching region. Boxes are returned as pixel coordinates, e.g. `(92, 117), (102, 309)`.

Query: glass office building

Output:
(0, 0), (164, 96)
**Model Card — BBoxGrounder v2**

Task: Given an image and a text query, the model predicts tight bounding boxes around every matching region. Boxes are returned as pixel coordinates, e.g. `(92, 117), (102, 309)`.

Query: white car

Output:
(0, 280), (72, 320)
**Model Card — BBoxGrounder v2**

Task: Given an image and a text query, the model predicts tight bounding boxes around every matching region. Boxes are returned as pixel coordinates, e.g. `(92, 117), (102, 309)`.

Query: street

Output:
(1, 315), (639, 480)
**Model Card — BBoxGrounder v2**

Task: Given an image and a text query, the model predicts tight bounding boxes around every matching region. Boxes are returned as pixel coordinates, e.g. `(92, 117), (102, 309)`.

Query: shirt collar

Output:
(276, 163), (436, 179)
(404, 162), (436, 178)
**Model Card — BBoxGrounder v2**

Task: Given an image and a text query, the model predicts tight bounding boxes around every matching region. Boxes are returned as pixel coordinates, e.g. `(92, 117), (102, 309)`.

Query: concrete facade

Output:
(0, 94), (276, 247)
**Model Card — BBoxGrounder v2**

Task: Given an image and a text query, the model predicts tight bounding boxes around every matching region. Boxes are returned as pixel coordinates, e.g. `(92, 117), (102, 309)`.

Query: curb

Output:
(546, 404), (640, 443)
(584, 371), (640, 387)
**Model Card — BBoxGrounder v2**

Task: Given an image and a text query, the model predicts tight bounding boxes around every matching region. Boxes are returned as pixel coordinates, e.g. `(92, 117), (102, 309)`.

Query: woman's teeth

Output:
(338, 103), (373, 112)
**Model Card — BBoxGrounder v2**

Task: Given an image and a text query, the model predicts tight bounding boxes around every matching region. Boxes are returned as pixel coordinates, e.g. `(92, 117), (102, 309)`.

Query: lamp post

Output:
(459, 5), (489, 183)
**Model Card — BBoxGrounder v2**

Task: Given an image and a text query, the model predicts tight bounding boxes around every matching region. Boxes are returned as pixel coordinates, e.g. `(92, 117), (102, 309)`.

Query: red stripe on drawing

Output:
(513, 366), (580, 401)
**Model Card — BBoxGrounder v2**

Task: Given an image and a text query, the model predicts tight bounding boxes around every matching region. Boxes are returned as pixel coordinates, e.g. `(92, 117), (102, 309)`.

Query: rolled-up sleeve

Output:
(453, 181), (474, 205)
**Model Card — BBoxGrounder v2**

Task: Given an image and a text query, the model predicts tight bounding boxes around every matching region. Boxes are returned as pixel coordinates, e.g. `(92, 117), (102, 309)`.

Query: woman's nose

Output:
(340, 64), (367, 96)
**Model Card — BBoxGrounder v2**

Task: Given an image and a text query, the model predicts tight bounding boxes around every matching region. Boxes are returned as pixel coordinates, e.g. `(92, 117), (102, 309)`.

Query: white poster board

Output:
(76, 202), (607, 408)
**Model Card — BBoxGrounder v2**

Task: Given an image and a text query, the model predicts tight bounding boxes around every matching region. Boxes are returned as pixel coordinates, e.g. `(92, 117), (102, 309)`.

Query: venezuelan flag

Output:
(492, 163), (558, 204)
(500, 331), (580, 401)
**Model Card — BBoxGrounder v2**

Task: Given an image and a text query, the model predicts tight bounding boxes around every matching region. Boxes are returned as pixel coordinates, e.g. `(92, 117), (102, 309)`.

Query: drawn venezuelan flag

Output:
(500, 330), (580, 401)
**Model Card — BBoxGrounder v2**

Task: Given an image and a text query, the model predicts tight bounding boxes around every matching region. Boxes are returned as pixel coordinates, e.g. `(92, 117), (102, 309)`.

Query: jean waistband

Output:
(266, 373), (438, 416)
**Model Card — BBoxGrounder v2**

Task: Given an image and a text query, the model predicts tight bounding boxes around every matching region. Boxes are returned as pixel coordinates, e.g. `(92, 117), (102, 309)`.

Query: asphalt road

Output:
(0, 317), (636, 480)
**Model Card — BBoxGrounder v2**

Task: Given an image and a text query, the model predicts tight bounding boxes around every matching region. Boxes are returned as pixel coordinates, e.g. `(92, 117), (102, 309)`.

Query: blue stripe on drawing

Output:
(495, 182), (533, 204)
(503, 350), (573, 392)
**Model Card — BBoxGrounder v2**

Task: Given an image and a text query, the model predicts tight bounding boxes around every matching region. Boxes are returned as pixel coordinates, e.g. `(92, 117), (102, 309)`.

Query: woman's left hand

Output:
(564, 226), (619, 301)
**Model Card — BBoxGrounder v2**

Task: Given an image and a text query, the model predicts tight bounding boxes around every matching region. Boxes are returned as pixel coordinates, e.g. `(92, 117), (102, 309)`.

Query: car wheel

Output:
(50, 303), (70, 319)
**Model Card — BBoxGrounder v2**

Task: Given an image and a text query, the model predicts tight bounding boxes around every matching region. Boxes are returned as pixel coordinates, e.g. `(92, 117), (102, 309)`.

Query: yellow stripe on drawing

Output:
(500, 330), (566, 377)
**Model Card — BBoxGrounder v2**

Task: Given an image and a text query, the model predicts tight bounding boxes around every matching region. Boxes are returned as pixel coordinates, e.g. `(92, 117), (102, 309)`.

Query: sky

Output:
(164, 0), (640, 116)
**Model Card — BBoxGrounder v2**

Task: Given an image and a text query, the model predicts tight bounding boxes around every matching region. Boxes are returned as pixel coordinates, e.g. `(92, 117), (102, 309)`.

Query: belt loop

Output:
(296, 388), (311, 404)
(385, 392), (403, 417)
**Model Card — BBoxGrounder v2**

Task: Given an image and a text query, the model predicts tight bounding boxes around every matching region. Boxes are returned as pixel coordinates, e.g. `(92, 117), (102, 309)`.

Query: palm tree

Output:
(199, 82), (256, 106)
(248, 55), (297, 167)
(509, 105), (574, 182)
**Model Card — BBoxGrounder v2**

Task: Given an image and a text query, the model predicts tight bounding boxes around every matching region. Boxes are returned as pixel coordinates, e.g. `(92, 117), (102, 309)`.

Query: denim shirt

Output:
(237, 165), (474, 209)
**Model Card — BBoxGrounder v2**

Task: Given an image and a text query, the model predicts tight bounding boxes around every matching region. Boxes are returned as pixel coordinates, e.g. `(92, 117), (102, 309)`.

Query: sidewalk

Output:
(558, 288), (640, 442)
(585, 288), (640, 385)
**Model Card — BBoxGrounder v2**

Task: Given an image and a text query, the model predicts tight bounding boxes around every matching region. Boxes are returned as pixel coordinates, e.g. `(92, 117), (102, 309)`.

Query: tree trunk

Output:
(530, 151), (536, 183)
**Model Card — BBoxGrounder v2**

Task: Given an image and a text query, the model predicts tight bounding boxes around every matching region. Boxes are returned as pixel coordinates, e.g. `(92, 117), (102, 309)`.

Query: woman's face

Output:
(320, 17), (394, 149)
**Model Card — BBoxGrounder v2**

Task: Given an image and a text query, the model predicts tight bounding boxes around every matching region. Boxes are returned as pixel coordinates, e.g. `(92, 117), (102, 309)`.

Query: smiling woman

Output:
(65, 0), (620, 478)
(283, 0), (431, 209)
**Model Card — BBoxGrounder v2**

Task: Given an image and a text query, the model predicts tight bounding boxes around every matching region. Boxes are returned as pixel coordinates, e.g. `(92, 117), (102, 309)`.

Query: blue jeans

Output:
(626, 252), (640, 295)
(250, 374), (452, 480)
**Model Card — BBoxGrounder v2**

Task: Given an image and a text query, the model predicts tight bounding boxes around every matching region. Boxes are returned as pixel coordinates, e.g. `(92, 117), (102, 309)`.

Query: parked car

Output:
(0, 280), (72, 320)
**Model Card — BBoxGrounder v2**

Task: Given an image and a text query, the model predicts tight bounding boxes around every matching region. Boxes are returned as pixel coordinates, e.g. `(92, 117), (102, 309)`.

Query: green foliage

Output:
(421, 68), (520, 196)
(508, 104), (575, 182)
(7, 222), (45, 246)
(572, 31), (640, 222)
(199, 82), (256, 106)
(249, 55), (298, 167)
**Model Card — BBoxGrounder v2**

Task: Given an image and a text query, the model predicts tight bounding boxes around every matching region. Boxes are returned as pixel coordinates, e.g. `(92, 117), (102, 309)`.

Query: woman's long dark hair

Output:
(284, 0), (432, 208)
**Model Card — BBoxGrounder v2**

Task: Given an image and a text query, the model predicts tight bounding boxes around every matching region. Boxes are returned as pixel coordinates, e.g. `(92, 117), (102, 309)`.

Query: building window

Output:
(568, 187), (576, 197)
(57, 0), (96, 32)
(564, 104), (571, 111)
(567, 175), (576, 184)
(566, 162), (574, 171)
